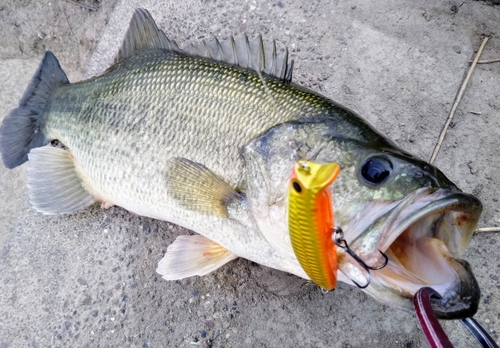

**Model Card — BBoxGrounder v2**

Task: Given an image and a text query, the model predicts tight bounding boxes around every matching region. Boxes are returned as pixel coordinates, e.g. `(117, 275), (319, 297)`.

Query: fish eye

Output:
(360, 156), (393, 185)
(292, 181), (303, 193)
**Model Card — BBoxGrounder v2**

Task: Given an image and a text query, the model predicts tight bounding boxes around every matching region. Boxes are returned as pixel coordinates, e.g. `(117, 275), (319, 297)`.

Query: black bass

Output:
(0, 9), (482, 319)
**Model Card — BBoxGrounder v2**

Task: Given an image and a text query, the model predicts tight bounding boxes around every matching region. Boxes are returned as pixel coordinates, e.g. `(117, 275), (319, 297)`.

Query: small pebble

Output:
(90, 310), (98, 318)
(468, 162), (479, 174)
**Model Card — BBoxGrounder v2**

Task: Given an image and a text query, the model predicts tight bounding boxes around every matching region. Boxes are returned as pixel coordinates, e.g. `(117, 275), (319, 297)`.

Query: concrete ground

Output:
(0, 0), (499, 347)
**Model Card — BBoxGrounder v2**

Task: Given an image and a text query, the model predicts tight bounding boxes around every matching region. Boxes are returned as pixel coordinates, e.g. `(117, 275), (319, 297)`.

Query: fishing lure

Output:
(288, 160), (340, 290)
(288, 160), (388, 291)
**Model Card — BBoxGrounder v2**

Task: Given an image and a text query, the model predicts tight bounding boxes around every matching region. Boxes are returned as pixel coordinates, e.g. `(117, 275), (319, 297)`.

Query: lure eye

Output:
(292, 181), (303, 193)
(361, 156), (393, 185)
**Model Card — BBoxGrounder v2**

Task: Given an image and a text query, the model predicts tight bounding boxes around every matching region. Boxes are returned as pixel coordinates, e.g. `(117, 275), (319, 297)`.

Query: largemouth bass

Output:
(0, 9), (482, 319)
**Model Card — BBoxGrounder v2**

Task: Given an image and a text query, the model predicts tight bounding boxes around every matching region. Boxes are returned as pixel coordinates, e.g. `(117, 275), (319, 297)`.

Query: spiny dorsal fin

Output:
(184, 34), (294, 83)
(118, 9), (294, 83)
(116, 8), (179, 63)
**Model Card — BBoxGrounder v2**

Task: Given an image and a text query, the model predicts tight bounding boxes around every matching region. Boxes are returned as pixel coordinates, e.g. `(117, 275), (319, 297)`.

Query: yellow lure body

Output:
(287, 161), (340, 290)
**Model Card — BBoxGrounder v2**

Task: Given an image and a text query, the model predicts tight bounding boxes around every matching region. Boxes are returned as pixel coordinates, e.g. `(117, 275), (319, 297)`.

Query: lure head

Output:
(289, 161), (340, 194)
(288, 161), (340, 290)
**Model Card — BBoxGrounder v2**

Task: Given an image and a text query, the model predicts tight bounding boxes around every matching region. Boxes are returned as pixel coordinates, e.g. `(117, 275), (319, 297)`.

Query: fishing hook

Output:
(332, 227), (388, 271)
(331, 227), (388, 289)
(307, 144), (325, 162)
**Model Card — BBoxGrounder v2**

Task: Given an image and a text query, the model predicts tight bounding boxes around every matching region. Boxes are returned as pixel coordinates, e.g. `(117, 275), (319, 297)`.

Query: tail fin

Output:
(0, 51), (69, 169)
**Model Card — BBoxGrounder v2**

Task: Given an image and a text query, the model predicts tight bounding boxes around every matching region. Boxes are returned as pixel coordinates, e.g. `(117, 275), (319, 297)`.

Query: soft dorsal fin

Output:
(118, 8), (294, 83)
(116, 8), (180, 62)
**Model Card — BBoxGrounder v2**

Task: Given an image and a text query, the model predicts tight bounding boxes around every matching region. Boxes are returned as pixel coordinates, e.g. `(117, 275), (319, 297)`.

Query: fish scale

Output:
(42, 51), (325, 223)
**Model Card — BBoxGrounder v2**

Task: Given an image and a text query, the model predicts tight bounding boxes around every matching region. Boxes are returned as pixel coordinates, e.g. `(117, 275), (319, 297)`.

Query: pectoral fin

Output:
(27, 146), (95, 214)
(156, 235), (238, 280)
(166, 157), (242, 218)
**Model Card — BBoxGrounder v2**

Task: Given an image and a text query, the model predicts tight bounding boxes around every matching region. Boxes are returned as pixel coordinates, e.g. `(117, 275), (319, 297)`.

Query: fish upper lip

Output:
(347, 187), (482, 319)
(344, 188), (481, 256)
(378, 189), (482, 255)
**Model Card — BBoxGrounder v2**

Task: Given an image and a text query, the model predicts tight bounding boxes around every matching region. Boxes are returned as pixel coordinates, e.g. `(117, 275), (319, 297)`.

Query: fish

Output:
(0, 8), (482, 319)
(287, 160), (341, 291)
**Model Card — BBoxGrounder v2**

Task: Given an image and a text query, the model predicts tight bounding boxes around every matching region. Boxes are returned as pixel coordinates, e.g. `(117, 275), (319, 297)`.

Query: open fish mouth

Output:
(344, 188), (483, 319)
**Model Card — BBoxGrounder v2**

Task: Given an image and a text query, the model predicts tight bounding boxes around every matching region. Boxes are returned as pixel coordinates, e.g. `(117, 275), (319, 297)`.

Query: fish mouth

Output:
(345, 188), (482, 319)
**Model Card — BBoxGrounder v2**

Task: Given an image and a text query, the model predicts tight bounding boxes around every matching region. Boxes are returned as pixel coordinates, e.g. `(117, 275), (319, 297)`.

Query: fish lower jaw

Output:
(370, 254), (480, 319)
(369, 194), (482, 319)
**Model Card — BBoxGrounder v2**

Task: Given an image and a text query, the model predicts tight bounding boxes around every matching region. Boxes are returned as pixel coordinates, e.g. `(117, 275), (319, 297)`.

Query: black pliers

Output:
(414, 287), (498, 348)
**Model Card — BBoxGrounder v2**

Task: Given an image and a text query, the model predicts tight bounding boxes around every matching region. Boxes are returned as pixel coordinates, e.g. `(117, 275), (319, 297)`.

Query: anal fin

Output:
(156, 235), (238, 280)
(27, 146), (96, 214)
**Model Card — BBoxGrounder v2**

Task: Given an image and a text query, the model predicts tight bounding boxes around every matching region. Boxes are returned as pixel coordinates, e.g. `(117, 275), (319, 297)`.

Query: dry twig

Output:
(59, 3), (75, 37)
(476, 58), (500, 64)
(475, 227), (500, 233)
(429, 37), (489, 164)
